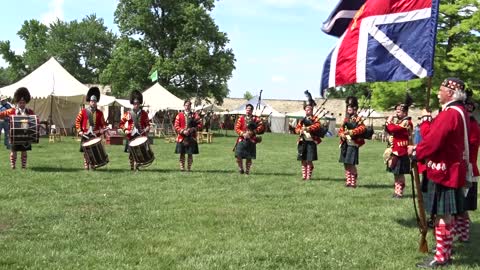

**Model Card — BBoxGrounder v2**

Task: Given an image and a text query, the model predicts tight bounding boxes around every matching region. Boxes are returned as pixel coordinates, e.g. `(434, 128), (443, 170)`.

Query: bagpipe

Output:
(350, 92), (375, 140)
(301, 90), (329, 139)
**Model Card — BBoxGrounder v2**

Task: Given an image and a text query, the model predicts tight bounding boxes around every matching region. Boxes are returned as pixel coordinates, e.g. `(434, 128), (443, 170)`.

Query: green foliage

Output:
(100, 38), (155, 98)
(114, 0), (235, 103)
(0, 15), (116, 85)
(243, 90), (254, 100)
(0, 135), (479, 269)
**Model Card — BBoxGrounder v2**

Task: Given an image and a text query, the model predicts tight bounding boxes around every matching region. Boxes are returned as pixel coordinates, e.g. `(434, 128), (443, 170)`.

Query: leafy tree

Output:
(0, 15), (116, 85)
(100, 38), (155, 98)
(113, 0), (235, 103)
(243, 91), (253, 100)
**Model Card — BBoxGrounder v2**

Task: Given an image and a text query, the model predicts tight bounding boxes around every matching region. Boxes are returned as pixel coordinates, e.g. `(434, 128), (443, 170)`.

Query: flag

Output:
(322, 0), (367, 37)
(150, 70), (158, 82)
(320, 0), (440, 97)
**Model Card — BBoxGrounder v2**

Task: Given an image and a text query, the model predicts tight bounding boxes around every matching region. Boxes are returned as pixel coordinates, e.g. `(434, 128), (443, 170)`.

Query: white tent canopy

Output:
(142, 83), (184, 111)
(227, 96), (287, 133)
(194, 103), (224, 112)
(358, 108), (384, 118)
(0, 57), (87, 129)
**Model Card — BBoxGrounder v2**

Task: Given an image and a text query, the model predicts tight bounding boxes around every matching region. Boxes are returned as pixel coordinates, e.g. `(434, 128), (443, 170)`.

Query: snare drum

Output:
(129, 136), (155, 167)
(9, 115), (39, 145)
(82, 137), (109, 168)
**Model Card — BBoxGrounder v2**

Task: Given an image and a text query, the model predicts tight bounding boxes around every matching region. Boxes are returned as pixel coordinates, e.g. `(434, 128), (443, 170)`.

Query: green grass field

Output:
(0, 133), (478, 269)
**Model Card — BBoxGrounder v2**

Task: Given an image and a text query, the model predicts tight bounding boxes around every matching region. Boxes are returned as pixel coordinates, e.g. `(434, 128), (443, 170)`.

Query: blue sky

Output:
(0, 0), (339, 100)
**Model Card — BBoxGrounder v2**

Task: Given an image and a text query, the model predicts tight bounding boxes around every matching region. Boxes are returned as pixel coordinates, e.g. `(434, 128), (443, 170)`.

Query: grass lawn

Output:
(0, 132), (478, 269)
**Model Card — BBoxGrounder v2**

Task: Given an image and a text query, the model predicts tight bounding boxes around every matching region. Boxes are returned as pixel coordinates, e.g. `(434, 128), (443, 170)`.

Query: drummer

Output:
(119, 90), (150, 170)
(75, 87), (107, 170)
(0, 87), (35, 169)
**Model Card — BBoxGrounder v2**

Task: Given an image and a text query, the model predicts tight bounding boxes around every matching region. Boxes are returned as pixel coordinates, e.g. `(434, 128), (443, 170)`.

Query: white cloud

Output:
(41, 0), (65, 25)
(271, 75), (287, 83)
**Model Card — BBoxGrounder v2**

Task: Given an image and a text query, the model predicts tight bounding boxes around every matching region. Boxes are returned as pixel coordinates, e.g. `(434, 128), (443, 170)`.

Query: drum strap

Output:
(132, 111), (141, 130)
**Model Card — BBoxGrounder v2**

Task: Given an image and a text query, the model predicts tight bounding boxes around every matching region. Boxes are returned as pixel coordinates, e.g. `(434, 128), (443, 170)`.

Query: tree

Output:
(100, 38), (155, 98)
(0, 16), (116, 85)
(243, 91), (253, 100)
(113, 0), (235, 103)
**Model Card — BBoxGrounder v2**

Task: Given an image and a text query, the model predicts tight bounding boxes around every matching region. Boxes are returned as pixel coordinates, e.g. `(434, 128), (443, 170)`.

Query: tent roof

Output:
(0, 57), (87, 98)
(97, 95), (133, 108)
(228, 96), (284, 117)
(194, 103), (224, 112)
(358, 108), (384, 118)
(142, 83), (184, 111)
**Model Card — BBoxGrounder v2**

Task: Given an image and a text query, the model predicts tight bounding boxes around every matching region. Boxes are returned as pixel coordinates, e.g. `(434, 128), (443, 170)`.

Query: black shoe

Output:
(416, 258), (451, 268)
(239, 169), (244, 174)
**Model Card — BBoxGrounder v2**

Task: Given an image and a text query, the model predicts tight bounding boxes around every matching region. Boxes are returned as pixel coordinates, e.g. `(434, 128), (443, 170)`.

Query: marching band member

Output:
(454, 89), (480, 243)
(75, 87), (107, 170)
(119, 90), (150, 170)
(234, 104), (265, 175)
(0, 87), (35, 169)
(295, 100), (322, 180)
(174, 100), (202, 172)
(408, 78), (468, 268)
(338, 96), (366, 188)
(385, 94), (414, 198)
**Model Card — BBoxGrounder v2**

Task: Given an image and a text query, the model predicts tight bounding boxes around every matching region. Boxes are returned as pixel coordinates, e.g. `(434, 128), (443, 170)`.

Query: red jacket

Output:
(416, 102), (468, 188)
(75, 108), (107, 135)
(295, 115), (322, 144)
(468, 117), (480, 177)
(174, 111), (202, 143)
(338, 114), (366, 147)
(119, 110), (150, 140)
(235, 114), (264, 144)
(385, 117), (413, 157)
(0, 107), (35, 118)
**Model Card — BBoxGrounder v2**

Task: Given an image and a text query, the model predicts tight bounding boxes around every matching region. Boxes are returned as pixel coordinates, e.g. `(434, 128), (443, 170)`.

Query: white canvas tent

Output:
(142, 83), (184, 111)
(0, 57), (86, 130)
(97, 95), (133, 126)
(286, 110), (337, 136)
(228, 96), (287, 133)
(358, 108), (384, 118)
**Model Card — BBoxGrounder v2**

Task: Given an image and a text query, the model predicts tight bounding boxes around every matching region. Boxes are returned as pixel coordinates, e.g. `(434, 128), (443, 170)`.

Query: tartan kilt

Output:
(11, 143), (31, 152)
(175, 140), (199, 155)
(386, 155), (411, 175)
(423, 180), (465, 216)
(339, 144), (359, 165)
(464, 182), (478, 211)
(235, 140), (256, 159)
(297, 141), (317, 161)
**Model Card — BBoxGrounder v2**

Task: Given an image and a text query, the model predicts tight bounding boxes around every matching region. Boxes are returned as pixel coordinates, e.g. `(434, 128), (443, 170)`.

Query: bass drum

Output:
(129, 136), (155, 167)
(9, 115), (39, 145)
(82, 137), (109, 168)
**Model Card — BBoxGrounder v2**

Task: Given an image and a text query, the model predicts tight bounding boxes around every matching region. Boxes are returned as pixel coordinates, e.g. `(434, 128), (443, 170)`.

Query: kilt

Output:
(464, 182), (478, 211)
(175, 140), (199, 155)
(423, 180), (464, 216)
(235, 139), (256, 159)
(339, 143), (359, 165)
(297, 141), (317, 161)
(386, 155), (411, 175)
(11, 143), (31, 152)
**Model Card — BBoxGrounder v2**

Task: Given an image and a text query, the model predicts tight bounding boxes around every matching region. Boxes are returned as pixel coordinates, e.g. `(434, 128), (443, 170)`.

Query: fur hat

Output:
(13, 87), (31, 104)
(130, 90), (143, 105)
(345, 96), (358, 109)
(396, 93), (414, 112)
(86, 87), (101, 102)
(304, 90), (317, 109)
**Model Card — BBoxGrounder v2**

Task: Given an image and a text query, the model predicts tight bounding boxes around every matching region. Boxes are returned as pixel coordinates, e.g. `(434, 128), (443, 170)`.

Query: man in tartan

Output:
(408, 78), (468, 268)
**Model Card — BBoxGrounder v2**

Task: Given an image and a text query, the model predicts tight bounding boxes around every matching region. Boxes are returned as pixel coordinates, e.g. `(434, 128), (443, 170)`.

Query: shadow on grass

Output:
(358, 184), (392, 189)
(313, 177), (346, 182)
(30, 167), (86, 172)
(454, 223), (480, 267)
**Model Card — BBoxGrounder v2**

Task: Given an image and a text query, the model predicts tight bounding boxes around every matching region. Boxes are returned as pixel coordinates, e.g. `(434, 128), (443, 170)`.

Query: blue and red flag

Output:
(320, 0), (440, 96)
(322, 0), (367, 37)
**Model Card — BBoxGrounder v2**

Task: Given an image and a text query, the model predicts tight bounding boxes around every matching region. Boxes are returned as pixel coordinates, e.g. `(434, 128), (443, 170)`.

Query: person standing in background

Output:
(0, 95), (12, 149)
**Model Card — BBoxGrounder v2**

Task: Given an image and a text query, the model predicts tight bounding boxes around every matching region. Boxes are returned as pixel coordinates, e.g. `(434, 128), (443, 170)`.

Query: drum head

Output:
(129, 136), (148, 147)
(82, 137), (102, 147)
